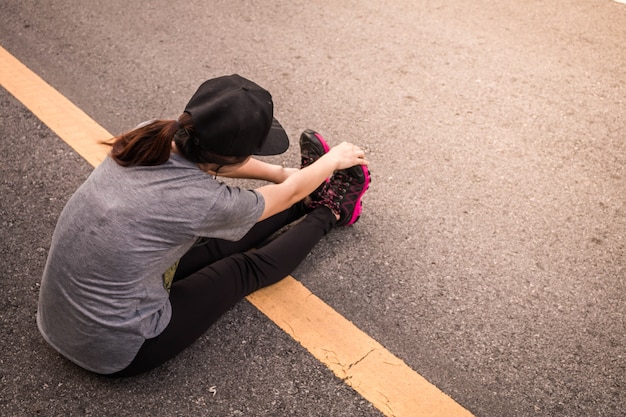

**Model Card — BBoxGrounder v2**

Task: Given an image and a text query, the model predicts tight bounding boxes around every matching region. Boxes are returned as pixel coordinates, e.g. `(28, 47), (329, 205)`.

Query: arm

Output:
(216, 157), (297, 184)
(256, 142), (368, 221)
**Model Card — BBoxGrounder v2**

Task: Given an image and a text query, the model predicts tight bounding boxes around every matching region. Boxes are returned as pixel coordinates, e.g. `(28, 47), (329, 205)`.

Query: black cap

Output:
(183, 74), (289, 157)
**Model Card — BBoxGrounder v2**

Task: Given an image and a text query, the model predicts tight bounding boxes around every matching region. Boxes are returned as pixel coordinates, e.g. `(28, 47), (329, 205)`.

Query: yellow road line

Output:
(0, 47), (110, 166)
(0, 44), (473, 417)
(248, 279), (473, 417)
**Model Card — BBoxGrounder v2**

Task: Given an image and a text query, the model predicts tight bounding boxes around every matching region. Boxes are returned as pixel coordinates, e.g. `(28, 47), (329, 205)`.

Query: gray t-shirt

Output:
(37, 153), (264, 374)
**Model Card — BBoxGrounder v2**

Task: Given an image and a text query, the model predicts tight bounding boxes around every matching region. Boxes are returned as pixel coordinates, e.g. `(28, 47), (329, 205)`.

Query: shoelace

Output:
(308, 174), (349, 217)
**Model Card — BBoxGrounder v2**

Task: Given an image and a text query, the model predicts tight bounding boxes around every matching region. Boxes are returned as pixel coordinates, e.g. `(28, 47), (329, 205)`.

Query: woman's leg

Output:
(111, 206), (336, 377)
(173, 202), (308, 280)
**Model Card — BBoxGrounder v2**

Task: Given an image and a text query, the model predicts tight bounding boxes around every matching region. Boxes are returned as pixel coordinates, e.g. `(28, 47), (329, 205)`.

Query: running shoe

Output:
(309, 163), (371, 226)
(333, 164), (371, 226)
(299, 129), (330, 168)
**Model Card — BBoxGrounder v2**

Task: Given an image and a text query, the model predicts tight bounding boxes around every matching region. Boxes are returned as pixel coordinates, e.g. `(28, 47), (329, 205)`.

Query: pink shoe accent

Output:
(313, 132), (331, 153)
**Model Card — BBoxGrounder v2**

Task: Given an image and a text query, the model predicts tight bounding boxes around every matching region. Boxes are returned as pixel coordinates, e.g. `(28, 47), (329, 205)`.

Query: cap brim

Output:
(255, 118), (290, 156)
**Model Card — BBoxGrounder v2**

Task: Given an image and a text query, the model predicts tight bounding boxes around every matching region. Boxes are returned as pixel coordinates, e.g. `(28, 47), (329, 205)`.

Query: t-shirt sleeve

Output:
(197, 185), (265, 241)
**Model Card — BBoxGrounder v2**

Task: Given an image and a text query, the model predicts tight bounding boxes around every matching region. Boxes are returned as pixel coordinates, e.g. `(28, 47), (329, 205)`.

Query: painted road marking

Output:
(0, 47), (110, 167)
(0, 44), (473, 417)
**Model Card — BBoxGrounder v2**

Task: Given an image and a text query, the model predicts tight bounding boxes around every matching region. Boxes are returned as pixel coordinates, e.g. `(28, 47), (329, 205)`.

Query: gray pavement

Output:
(1, 0), (624, 416)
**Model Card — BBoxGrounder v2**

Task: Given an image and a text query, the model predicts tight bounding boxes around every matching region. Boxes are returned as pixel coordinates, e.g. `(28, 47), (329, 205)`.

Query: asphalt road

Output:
(1, 0), (624, 416)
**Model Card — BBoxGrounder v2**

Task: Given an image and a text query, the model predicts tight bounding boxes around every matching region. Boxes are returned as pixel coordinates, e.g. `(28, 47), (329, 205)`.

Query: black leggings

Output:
(111, 204), (336, 377)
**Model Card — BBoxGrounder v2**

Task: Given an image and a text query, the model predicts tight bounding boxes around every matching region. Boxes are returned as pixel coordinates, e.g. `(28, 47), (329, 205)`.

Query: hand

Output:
(326, 142), (369, 171)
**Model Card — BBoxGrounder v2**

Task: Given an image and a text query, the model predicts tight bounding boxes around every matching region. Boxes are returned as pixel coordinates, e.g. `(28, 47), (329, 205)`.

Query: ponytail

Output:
(106, 112), (248, 168)
(107, 119), (180, 167)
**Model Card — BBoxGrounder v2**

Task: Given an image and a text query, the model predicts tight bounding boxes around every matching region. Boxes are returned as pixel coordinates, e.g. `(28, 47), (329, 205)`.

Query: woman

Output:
(37, 74), (370, 377)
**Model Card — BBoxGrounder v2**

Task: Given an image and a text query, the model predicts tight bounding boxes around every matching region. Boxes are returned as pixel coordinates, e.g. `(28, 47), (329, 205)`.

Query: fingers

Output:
(330, 141), (369, 168)
(355, 147), (369, 165)
(347, 142), (369, 165)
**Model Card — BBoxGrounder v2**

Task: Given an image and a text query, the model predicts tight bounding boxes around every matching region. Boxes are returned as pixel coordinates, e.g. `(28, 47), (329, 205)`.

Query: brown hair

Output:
(106, 113), (247, 167)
